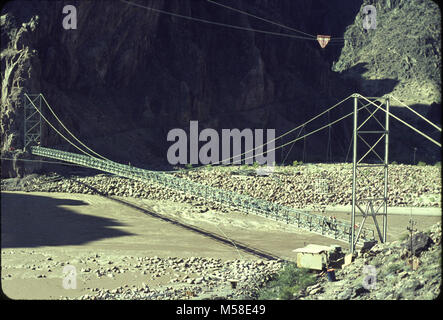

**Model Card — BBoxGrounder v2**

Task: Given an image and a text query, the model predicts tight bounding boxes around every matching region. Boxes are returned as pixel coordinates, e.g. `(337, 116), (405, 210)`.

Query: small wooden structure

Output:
(293, 244), (343, 270)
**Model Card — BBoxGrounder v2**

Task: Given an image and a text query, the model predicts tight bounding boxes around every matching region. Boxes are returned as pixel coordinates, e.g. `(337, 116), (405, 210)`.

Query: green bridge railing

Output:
(31, 146), (375, 244)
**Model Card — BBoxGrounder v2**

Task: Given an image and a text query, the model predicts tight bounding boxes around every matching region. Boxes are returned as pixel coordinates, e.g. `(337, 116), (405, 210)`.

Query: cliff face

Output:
(0, 0), (440, 177)
(332, 0), (441, 163)
(333, 0), (441, 106)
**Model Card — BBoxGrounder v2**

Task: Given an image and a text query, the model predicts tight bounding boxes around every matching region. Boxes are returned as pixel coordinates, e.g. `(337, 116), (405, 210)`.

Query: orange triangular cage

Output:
(317, 35), (331, 48)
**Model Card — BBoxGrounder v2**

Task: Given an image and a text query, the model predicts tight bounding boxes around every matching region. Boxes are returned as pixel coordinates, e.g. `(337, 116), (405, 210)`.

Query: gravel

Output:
(297, 222), (441, 300)
(72, 257), (283, 300)
(1, 164), (441, 212)
(2, 163), (440, 300)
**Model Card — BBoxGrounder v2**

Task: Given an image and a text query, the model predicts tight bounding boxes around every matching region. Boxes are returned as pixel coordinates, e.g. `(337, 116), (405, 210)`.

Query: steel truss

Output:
(350, 94), (389, 252)
(24, 94), (42, 150)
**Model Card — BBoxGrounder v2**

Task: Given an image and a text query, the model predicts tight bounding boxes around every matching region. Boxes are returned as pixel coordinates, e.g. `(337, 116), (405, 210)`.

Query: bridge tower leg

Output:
(350, 94), (390, 253)
(23, 93), (42, 150)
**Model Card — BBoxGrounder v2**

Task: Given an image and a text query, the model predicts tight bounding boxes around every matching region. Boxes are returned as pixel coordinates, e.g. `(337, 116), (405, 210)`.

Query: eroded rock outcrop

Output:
(333, 0), (441, 105)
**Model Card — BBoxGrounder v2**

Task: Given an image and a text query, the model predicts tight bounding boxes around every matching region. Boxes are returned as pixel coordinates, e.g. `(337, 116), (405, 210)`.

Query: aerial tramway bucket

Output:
(316, 35), (331, 48)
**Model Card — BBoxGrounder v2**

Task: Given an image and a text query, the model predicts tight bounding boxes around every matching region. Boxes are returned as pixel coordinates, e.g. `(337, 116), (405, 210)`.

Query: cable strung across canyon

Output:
(281, 125), (305, 165)
(24, 93), (98, 160)
(206, 0), (317, 39)
(173, 94), (356, 171)
(389, 95), (442, 132)
(24, 92), (441, 176)
(26, 92), (376, 173)
(26, 91), (356, 173)
(21, 92), (439, 246)
(239, 99), (383, 163)
(39, 94), (111, 161)
(119, 0), (329, 41)
(359, 95), (442, 148)
(206, 0), (348, 43)
(174, 95), (442, 170)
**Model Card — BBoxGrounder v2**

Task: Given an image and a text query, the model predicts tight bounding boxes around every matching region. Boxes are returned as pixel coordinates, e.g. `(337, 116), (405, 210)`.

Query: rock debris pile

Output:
(299, 223), (441, 300)
(2, 164), (440, 210)
(74, 257), (283, 300)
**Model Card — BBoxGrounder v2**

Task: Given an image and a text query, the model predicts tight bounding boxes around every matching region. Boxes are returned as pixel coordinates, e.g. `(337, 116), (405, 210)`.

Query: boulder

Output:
(362, 240), (377, 253)
(403, 232), (434, 256)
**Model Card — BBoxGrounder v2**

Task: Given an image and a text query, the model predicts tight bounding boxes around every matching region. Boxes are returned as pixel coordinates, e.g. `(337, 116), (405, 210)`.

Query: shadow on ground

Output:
(1, 193), (133, 248)
(72, 179), (282, 261)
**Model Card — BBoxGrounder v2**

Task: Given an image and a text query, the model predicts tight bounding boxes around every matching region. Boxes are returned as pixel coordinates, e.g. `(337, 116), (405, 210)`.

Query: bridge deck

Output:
(30, 146), (375, 244)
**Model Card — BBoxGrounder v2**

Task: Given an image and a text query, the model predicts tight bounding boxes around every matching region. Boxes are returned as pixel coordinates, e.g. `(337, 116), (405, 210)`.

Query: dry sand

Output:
(1, 191), (440, 299)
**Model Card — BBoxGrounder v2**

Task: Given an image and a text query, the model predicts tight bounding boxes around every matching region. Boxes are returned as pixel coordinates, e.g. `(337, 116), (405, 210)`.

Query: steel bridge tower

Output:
(23, 93), (42, 150)
(350, 94), (390, 253)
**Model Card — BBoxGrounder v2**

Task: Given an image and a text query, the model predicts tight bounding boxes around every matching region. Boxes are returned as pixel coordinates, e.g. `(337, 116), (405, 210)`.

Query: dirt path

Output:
(1, 191), (440, 299)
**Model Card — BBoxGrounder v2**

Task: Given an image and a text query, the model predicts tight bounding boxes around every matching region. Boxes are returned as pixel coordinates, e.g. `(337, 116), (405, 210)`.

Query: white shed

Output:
(292, 244), (336, 270)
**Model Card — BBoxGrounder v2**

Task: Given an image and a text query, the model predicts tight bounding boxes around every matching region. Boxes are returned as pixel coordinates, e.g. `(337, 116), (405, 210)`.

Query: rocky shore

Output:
(75, 257), (283, 300)
(2, 163), (441, 212)
(1, 163), (440, 300)
(299, 223), (441, 300)
(1, 249), (283, 300)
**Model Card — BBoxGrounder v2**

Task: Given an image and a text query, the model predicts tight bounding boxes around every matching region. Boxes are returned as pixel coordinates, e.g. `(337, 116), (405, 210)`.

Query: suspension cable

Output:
(282, 125), (305, 165)
(24, 94), (98, 159)
(165, 94), (354, 172)
(240, 102), (373, 163)
(389, 95), (442, 132)
(39, 94), (110, 161)
(345, 135), (353, 162)
(326, 110), (332, 162)
(359, 95), (442, 148)
(206, 0), (316, 39)
(120, 0), (315, 40)
(219, 94), (354, 165)
(119, 0), (359, 47)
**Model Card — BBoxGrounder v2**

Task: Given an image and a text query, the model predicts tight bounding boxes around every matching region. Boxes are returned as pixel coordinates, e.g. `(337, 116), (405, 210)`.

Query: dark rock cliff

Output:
(0, 0), (440, 177)
(333, 0), (441, 164)
(334, 0), (441, 106)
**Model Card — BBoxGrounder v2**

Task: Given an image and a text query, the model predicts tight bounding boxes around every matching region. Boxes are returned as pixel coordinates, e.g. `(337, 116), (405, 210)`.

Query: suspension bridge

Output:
(17, 92), (441, 250)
